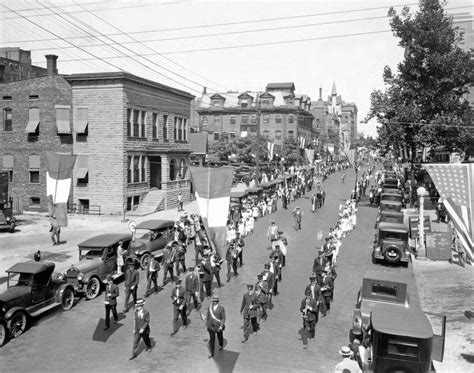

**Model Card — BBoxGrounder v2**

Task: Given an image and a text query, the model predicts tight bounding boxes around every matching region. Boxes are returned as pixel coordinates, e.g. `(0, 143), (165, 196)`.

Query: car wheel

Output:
(85, 277), (101, 300)
(371, 251), (378, 265)
(9, 222), (15, 233)
(60, 288), (75, 310)
(0, 320), (7, 346)
(140, 253), (151, 270)
(384, 245), (401, 263)
(7, 311), (27, 339)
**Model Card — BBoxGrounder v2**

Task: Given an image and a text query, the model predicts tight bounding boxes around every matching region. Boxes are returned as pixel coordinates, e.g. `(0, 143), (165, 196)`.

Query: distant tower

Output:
(331, 82), (337, 112)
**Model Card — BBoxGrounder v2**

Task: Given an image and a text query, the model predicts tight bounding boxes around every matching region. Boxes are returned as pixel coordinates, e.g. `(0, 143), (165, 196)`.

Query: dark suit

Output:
(312, 256), (328, 284)
(321, 274), (334, 312)
(206, 304), (226, 356)
(132, 308), (151, 356)
(162, 247), (175, 285)
(261, 270), (275, 307)
(104, 282), (119, 328)
(184, 272), (200, 312)
(145, 260), (160, 296)
(255, 280), (269, 321)
(300, 296), (318, 345)
(171, 286), (187, 333)
(306, 282), (325, 316)
(240, 292), (259, 338)
(124, 267), (139, 311)
(201, 260), (213, 298)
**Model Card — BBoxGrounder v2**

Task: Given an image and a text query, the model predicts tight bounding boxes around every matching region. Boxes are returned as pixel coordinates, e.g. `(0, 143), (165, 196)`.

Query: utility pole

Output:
(255, 95), (261, 186)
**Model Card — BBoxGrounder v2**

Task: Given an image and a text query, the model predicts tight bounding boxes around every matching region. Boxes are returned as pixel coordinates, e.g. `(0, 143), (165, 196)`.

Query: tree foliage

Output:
(365, 0), (474, 157)
(208, 134), (270, 165)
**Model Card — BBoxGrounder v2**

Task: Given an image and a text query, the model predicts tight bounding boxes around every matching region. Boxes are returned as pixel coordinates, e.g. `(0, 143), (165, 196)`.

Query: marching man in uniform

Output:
(240, 284), (259, 343)
(170, 278), (187, 335)
(300, 289), (319, 349)
(205, 295), (226, 359)
(129, 299), (152, 360)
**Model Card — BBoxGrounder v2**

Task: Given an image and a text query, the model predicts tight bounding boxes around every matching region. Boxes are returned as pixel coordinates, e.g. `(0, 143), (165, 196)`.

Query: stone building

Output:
(195, 82), (314, 146)
(0, 47), (47, 83)
(1, 53), (194, 215)
(0, 55), (73, 212)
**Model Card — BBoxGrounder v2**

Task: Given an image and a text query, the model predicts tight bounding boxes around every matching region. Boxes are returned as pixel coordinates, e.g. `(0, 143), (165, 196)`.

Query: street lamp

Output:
(416, 186), (427, 258)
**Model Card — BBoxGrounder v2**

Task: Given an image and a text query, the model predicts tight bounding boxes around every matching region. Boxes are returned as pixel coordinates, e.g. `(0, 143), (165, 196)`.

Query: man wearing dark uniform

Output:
(206, 295), (226, 358)
(300, 289), (319, 349)
(261, 263), (275, 309)
(145, 256), (160, 297)
(129, 299), (151, 360)
(103, 274), (119, 330)
(170, 279), (187, 335)
(123, 261), (139, 313)
(184, 267), (200, 314)
(255, 274), (269, 321)
(240, 284), (259, 343)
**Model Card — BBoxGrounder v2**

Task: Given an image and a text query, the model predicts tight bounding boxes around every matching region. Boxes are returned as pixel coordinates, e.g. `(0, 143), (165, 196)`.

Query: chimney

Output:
(202, 86), (207, 95)
(319, 87), (322, 100)
(45, 54), (58, 75)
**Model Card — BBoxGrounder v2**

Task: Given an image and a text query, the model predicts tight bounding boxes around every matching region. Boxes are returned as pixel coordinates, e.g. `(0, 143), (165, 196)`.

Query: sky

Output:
(0, 0), (472, 137)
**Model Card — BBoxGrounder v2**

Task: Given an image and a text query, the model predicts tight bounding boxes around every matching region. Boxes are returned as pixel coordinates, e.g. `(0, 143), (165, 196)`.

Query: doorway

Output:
(149, 156), (162, 189)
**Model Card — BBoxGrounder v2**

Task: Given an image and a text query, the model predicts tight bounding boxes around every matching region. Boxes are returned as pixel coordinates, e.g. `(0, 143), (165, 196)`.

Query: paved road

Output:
(0, 168), (420, 372)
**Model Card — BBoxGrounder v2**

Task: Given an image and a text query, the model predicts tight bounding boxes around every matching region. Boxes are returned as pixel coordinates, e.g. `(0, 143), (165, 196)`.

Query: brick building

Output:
(1, 53), (194, 215)
(66, 72), (194, 214)
(195, 82), (314, 145)
(0, 55), (73, 212)
(0, 47), (47, 83)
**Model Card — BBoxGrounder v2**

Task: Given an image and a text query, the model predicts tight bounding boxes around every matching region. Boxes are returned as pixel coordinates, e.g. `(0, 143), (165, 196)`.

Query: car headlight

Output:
(77, 273), (84, 281)
(135, 250), (139, 255)
(5, 216), (10, 222)
(57, 273), (64, 280)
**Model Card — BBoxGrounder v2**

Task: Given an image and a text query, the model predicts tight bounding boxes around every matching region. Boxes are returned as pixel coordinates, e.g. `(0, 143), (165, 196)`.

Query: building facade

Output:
(195, 82), (314, 146)
(1, 52), (194, 215)
(0, 55), (73, 212)
(0, 47), (47, 83)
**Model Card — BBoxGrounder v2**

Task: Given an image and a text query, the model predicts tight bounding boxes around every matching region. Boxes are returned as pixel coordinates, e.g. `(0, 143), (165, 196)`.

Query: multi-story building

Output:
(0, 55), (73, 212)
(1, 53), (194, 215)
(196, 82), (314, 146)
(0, 47), (47, 83)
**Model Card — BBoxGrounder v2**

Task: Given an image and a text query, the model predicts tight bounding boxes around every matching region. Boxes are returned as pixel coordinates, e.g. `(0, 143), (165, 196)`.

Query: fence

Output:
(68, 203), (101, 215)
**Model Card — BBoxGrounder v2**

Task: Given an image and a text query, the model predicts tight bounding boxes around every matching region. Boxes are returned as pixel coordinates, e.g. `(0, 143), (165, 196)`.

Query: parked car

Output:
(0, 261), (75, 346)
(383, 178), (398, 189)
(363, 303), (445, 373)
(384, 171), (397, 179)
(128, 220), (175, 269)
(375, 210), (404, 228)
(380, 192), (403, 204)
(0, 200), (15, 233)
(373, 222), (410, 265)
(379, 200), (403, 212)
(351, 270), (409, 341)
(62, 233), (132, 300)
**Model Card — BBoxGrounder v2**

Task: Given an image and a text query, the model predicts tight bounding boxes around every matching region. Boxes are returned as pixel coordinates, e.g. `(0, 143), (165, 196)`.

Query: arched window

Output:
(169, 158), (177, 181)
(179, 158), (187, 179)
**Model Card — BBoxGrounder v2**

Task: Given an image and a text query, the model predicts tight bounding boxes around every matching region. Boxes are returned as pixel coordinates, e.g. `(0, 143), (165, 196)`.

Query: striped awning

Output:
(24, 120), (39, 133)
(56, 120), (71, 134)
(76, 168), (88, 179)
(75, 120), (88, 134)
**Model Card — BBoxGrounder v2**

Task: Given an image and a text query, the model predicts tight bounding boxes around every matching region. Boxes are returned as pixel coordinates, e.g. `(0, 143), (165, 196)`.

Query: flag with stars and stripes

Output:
(425, 163), (473, 249)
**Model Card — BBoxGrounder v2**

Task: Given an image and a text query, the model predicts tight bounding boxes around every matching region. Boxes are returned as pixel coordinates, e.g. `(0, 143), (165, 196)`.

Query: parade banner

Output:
(46, 152), (77, 227)
(304, 148), (314, 163)
(425, 163), (473, 258)
(267, 142), (274, 160)
(190, 166), (234, 258)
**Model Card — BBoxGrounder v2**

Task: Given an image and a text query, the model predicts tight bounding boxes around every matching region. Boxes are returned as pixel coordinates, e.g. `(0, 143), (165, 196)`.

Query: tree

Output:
(365, 0), (474, 158)
(277, 137), (303, 166)
(207, 134), (271, 165)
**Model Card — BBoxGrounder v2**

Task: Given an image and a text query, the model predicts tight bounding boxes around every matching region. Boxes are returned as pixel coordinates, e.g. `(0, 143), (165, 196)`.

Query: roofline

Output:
(65, 71), (195, 100)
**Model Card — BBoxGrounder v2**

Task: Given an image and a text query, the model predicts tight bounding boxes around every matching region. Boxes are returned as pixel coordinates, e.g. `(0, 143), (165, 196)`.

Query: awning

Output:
(75, 120), (88, 134)
(56, 120), (71, 134)
(76, 168), (88, 179)
(25, 120), (39, 133)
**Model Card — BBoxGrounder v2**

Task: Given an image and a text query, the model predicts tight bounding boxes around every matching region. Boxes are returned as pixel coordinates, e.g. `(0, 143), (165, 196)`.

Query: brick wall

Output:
(0, 74), (73, 212)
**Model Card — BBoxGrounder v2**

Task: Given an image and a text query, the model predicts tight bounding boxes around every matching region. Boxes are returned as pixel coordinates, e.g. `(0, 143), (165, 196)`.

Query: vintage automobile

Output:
(373, 222), (410, 265)
(379, 200), (403, 212)
(363, 303), (445, 373)
(351, 270), (409, 341)
(0, 261), (75, 346)
(62, 233), (132, 300)
(383, 178), (399, 189)
(384, 171), (397, 179)
(128, 220), (175, 269)
(380, 192), (403, 204)
(374, 210), (404, 228)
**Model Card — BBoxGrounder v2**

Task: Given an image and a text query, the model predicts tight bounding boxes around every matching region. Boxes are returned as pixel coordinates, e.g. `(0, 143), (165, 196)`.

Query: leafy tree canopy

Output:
(365, 0), (474, 157)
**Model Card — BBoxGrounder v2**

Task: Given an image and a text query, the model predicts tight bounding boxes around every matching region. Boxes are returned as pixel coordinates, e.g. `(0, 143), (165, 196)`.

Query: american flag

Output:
(425, 164), (473, 248)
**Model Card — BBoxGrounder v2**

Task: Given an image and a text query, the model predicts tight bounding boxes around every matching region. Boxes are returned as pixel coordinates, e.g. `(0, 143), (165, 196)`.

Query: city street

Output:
(0, 168), (421, 372)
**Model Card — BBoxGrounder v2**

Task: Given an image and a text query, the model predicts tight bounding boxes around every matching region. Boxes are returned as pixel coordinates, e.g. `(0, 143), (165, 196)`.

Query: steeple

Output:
(331, 81), (337, 96)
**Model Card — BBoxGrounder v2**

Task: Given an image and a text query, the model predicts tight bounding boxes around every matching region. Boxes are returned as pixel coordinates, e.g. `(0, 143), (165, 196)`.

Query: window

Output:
(288, 114), (293, 123)
(202, 115), (208, 125)
(275, 130), (282, 140)
(2, 96), (12, 100)
(261, 99), (271, 106)
(141, 156), (146, 182)
(241, 115), (248, 124)
(30, 197), (40, 206)
(230, 115), (236, 124)
(76, 107), (88, 136)
(276, 114), (282, 123)
(211, 99), (222, 107)
(169, 158), (177, 181)
(163, 115), (168, 140)
(140, 111), (146, 138)
(3, 155), (13, 182)
(152, 113), (158, 139)
(387, 339), (419, 360)
(263, 130), (269, 139)
(29, 154), (40, 184)
(263, 114), (269, 124)
(127, 156), (132, 184)
(173, 117), (178, 140)
(214, 115), (220, 125)
(249, 126), (257, 133)
(133, 110), (139, 137)
(26, 107), (40, 135)
(229, 132), (236, 138)
(56, 106), (71, 134)
(240, 99), (248, 108)
(3, 108), (12, 131)
(213, 132), (220, 141)
(179, 158), (187, 179)
(288, 130), (294, 139)
(76, 155), (89, 185)
(127, 109), (132, 137)
(133, 157), (139, 183)
(178, 118), (183, 140)
(29, 95), (39, 100)
(133, 196), (140, 206)
(251, 115), (257, 124)
(183, 119), (187, 141)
